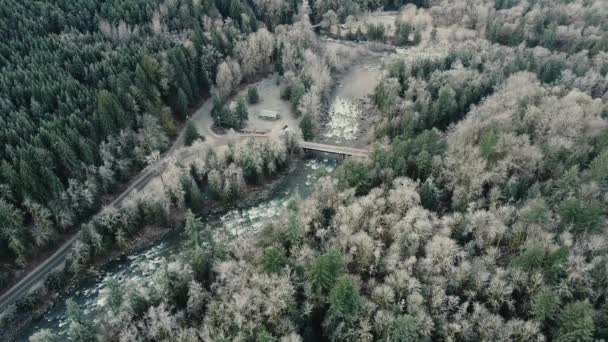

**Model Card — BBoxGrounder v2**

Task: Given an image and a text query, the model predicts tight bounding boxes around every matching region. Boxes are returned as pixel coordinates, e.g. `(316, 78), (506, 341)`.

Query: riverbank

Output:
(0, 68), (293, 323)
(6, 33), (387, 340)
(0, 84), (214, 298)
(3, 155), (315, 341)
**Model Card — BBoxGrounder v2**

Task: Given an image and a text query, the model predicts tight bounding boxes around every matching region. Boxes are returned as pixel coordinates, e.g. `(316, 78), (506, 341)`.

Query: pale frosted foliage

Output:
(310, 176), (342, 210)
(447, 302), (502, 340)
(144, 150), (161, 167)
(66, 178), (98, 214)
(208, 169), (222, 195)
(83, 224), (103, 255)
(334, 202), (364, 241)
(445, 72), (607, 206)
(400, 4), (432, 29)
(29, 329), (57, 342)
(151, 12), (163, 34)
(188, 157), (208, 180)
(152, 261), (193, 298)
(429, 62), (482, 93)
(30, 140), (587, 342)
(313, 0), (360, 19)
(140, 303), (180, 340)
(98, 132), (133, 178)
(391, 235), (419, 269)
(118, 325), (140, 342)
(23, 199), (54, 247)
(302, 50), (331, 96)
(216, 60), (242, 98)
(278, 40), (302, 73)
(233, 140), (265, 173)
(297, 90), (321, 119)
(584, 234), (608, 255)
(422, 235), (462, 275)
(134, 114), (169, 163)
(447, 301), (544, 341)
(161, 161), (186, 207)
(187, 280), (207, 317)
(230, 60), (243, 92)
(484, 268), (514, 310)
(428, 284), (449, 315)
(563, 254), (594, 293)
(404, 78), (431, 103)
(571, 70), (608, 98)
(238, 28), (274, 79)
(121, 278), (154, 317)
(197, 138), (290, 201)
(282, 46), (333, 122)
(293, 244), (316, 270)
(68, 239), (90, 273)
(321, 10), (337, 30)
(324, 43), (364, 73)
(373, 310), (395, 337)
(593, 51), (608, 72)
(97, 161), (115, 192)
(99, 19), (113, 37)
(388, 177), (420, 214)
(98, 20), (139, 40)
(254, 0), (290, 27)
(430, 0), (485, 27)
(333, 187), (387, 244)
(280, 333), (303, 342)
(296, 198), (321, 233)
(536, 90), (605, 149)
(463, 209), (507, 251)
(398, 206), (435, 241)
(275, 19), (317, 72)
(203, 261), (295, 339)
(503, 319), (544, 342)
(222, 163), (245, 198)
(172, 328), (200, 342)
(346, 231), (376, 273)
(446, 85), (536, 186)
(447, 73), (543, 145)
(405, 292), (434, 335)
(226, 234), (259, 261)
(371, 284), (395, 309)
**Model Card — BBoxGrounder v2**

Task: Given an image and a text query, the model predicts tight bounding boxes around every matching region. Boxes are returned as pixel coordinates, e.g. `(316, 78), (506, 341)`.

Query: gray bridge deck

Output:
(300, 141), (370, 157)
(0, 137), (370, 313)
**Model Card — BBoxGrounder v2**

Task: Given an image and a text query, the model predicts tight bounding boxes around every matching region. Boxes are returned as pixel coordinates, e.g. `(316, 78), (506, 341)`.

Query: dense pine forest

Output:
(0, 0), (416, 286)
(1, 0), (608, 341)
(0, 0), (294, 284)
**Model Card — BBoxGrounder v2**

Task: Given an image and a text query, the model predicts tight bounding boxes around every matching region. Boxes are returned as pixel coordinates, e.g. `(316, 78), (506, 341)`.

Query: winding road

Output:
(0, 143), (172, 313)
(0, 95), (222, 313)
(0, 90), (369, 314)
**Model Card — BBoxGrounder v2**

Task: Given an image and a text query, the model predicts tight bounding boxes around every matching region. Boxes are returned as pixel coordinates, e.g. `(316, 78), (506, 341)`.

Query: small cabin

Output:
(258, 109), (279, 120)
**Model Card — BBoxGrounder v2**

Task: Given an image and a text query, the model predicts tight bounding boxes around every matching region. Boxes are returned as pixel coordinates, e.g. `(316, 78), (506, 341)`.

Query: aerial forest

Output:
(1, 0), (608, 341)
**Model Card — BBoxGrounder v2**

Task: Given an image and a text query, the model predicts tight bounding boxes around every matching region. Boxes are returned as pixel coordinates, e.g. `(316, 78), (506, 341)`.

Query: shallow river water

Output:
(17, 156), (337, 341)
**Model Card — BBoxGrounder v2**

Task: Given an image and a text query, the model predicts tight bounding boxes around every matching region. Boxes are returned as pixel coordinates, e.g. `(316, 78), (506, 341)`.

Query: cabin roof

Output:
(258, 109), (278, 118)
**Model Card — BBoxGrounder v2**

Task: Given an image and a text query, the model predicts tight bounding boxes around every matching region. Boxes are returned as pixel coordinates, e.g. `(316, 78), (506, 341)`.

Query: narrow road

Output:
(0, 95), (220, 313)
(0, 91), (290, 313)
(0, 156), (166, 312)
(0, 76), (371, 314)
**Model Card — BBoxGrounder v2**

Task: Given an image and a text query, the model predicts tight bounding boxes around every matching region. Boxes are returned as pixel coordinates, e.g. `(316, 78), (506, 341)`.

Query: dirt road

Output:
(0, 82), (293, 313)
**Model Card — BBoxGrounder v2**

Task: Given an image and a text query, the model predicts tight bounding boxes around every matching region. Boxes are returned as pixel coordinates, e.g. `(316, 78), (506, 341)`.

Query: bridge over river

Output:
(299, 141), (370, 158)
(0, 137), (369, 313)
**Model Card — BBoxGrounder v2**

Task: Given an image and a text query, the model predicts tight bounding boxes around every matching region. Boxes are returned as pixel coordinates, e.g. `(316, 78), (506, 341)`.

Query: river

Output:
(17, 37), (394, 340)
(16, 156), (338, 341)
